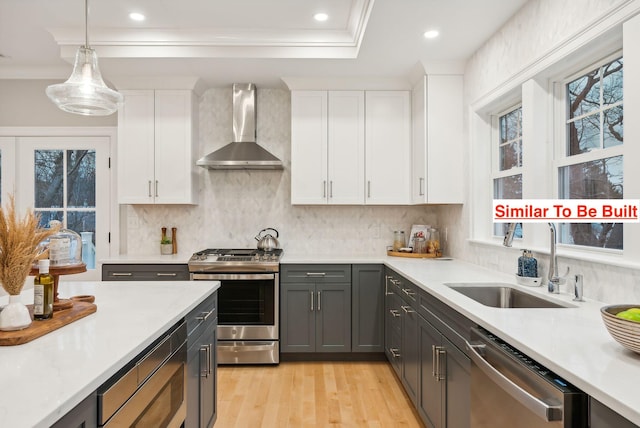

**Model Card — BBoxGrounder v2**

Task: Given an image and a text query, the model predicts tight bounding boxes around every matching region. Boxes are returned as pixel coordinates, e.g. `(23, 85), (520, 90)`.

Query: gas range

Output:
(188, 248), (283, 273)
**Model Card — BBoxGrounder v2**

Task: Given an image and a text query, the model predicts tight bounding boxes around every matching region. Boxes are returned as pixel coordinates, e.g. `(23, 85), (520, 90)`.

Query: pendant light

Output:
(46, 0), (123, 116)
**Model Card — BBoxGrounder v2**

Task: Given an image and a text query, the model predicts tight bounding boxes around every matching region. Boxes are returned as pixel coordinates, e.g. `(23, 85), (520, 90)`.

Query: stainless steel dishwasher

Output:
(466, 327), (588, 427)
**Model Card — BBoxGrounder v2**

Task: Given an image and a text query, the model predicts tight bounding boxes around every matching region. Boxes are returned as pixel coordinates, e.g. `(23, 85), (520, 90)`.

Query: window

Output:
(493, 105), (523, 239)
(558, 56), (623, 249)
(17, 136), (111, 279)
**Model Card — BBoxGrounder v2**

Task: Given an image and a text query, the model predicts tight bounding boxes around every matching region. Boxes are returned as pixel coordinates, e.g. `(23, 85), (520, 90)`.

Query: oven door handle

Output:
(191, 273), (275, 281)
(465, 336), (563, 422)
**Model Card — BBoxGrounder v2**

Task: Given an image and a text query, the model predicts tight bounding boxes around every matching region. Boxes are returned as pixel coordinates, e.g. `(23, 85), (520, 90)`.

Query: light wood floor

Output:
(217, 361), (423, 428)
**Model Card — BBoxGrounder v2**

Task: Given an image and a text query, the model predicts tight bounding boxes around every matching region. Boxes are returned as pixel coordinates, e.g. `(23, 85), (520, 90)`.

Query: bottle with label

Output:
(34, 259), (54, 320)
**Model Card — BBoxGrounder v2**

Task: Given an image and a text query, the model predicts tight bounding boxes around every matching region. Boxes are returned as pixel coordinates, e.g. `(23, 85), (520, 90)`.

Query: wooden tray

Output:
(0, 301), (97, 346)
(387, 250), (441, 259)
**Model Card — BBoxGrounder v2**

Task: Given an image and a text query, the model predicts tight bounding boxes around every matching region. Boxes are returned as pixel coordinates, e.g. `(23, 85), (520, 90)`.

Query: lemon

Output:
(616, 310), (640, 323)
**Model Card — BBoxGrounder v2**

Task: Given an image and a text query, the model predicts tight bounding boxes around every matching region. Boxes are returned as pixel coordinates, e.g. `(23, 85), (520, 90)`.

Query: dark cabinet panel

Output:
(186, 292), (217, 428)
(352, 264), (384, 352)
(281, 283), (316, 352)
(419, 316), (444, 428)
(316, 283), (351, 352)
(51, 391), (97, 428)
(102, 263), (189, 281)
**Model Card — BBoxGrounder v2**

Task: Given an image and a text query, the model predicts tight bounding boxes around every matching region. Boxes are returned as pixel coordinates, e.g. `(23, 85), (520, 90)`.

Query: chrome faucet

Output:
(548, 223), (560, 293)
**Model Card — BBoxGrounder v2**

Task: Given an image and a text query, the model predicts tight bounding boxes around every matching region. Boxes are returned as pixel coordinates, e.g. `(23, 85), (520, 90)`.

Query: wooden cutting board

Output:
(387, 250), (440, 258)
(0, 301), (97, 346)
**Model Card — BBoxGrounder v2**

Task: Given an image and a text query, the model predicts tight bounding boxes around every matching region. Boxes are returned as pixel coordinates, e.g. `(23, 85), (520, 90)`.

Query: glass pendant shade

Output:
(46, 46), (123, 116)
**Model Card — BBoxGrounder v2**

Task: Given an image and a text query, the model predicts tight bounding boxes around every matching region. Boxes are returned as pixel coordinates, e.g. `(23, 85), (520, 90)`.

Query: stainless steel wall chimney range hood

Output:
(197, 83), (283, 170)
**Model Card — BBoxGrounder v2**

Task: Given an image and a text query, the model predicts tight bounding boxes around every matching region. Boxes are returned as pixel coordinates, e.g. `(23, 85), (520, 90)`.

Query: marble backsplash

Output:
(121, 88), (440, 257)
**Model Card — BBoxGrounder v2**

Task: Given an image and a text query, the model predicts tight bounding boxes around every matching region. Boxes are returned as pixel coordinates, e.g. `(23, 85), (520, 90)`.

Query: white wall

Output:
(120, 88), (440, 256)
(0, 80), (116, 127)
(448, 0), (640, 303)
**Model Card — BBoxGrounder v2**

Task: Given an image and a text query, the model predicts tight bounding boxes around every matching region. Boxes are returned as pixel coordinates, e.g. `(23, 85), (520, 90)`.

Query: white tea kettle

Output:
(255, 228), (280, 251)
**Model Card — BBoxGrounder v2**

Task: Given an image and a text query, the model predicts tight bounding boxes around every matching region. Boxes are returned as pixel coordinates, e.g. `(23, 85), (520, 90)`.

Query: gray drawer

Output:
(280, 264), (351, 283)
(187, 292), (218, 338)
(102, 264), (189, 281)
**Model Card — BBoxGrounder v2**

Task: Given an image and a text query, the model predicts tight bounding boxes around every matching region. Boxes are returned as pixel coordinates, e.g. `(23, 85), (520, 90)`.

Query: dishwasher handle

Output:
(465, 334), (563, 422)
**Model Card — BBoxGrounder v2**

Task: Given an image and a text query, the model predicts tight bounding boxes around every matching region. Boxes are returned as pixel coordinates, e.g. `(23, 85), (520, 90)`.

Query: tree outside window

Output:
(494, 106), (523, 239)
(560, 57), (623, 249)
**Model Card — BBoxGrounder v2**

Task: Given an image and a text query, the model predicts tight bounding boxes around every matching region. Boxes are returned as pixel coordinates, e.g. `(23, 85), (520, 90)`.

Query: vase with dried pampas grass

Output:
(0, 195), (58, 331)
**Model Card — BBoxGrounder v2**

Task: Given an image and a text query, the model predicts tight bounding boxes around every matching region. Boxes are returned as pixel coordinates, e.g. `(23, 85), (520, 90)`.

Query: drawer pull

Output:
(402, 288), (415, 297)
(111, 272), (133, 277)
(389, 309), (401, 318)
(196, 310), (214, 322)
(389, 348), (401, 358)
(156, 272), (177, 277)
(306, 272), (326, 277)
(401, 305), (415, 314)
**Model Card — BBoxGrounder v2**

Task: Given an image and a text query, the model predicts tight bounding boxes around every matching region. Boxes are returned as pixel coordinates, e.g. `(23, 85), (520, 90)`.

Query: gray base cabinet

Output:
(51, 391), (97, 428)
(352, 264), (384, 352)
(186, 292), (217, 428)
(385, 267), (471, 428)
(281, 264), (351, 353)
(590, 397), (639, 428)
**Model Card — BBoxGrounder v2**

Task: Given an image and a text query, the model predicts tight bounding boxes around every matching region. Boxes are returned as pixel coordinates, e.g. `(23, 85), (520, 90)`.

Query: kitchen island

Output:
(0, 279), (219, 428)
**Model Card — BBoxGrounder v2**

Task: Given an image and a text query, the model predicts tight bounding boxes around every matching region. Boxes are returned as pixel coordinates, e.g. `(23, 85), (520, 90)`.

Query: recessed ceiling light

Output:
(129, 12), (146, 22)
(314, 12), (329, 22)
(423, 30), (440, 39)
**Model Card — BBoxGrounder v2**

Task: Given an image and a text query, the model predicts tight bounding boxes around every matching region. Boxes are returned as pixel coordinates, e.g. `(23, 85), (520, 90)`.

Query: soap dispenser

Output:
(518, 250), (538, 278)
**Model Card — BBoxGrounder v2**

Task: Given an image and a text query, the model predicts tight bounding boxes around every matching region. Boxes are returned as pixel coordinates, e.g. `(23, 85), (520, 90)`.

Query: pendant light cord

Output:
(84, 0), (89, 49)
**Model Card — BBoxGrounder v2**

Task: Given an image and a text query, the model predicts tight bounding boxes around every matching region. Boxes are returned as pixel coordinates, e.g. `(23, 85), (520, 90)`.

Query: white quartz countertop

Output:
(97, 252), (640, 424)
(377, 256), (640, 426)
(0, 280), (219, 428)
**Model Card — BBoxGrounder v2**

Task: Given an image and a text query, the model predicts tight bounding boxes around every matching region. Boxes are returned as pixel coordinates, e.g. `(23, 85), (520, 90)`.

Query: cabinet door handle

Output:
(148, 180), (152, 197)
(156, 272), (177, 277)
(310, 290), (314, 311)
(401, 305), (415, 314)
(200, 344), (211, 377)
(155, 180), (159, 197)
(390, 348), (401, 358)
(111, 272), (133, 277)
(329, 181), (333, 198)
(196, 310), (214, 322)
(419, 177), (425, 196)
(367, 180), (371, 198)
(389, 309), (400, 318)
(323, 180), (327, 198)
(317, 291), (321, 311)
(433, 345), (446, 381)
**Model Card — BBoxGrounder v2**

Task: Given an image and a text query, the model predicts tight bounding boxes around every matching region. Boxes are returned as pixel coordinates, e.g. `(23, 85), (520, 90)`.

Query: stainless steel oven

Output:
(189, 249), (281, 365)
(98, 321), (187, 428)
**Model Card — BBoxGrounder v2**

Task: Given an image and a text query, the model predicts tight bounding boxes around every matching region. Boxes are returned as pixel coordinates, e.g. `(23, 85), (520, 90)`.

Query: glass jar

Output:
(46, 220), (83, 267)
(413, 237), (427, 254)
(427, 228), (441, 255)
(393, 230), (406, 251)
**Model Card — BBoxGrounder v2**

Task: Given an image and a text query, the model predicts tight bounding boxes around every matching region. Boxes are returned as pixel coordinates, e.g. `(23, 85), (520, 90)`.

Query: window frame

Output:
(491, 104), (523, 239)
(0, 127), (117, 281)
(552, 51), (625, 254)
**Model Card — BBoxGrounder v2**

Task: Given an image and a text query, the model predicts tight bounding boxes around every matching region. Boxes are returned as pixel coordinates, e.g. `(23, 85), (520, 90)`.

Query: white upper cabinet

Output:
(117, 90), (198, 205)
(291, 90), (409, 205)
(411, 75), (463, 204)
(365, 91), (411, 205)
(291, 91), (365, 205)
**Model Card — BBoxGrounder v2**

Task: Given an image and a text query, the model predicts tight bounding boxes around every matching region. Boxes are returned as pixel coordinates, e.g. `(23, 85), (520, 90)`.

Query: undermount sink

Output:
(444, 283), (570, 308)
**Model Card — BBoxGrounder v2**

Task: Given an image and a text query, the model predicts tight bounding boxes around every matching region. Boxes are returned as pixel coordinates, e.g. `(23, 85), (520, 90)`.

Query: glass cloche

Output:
(44, 220), (83, 267)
